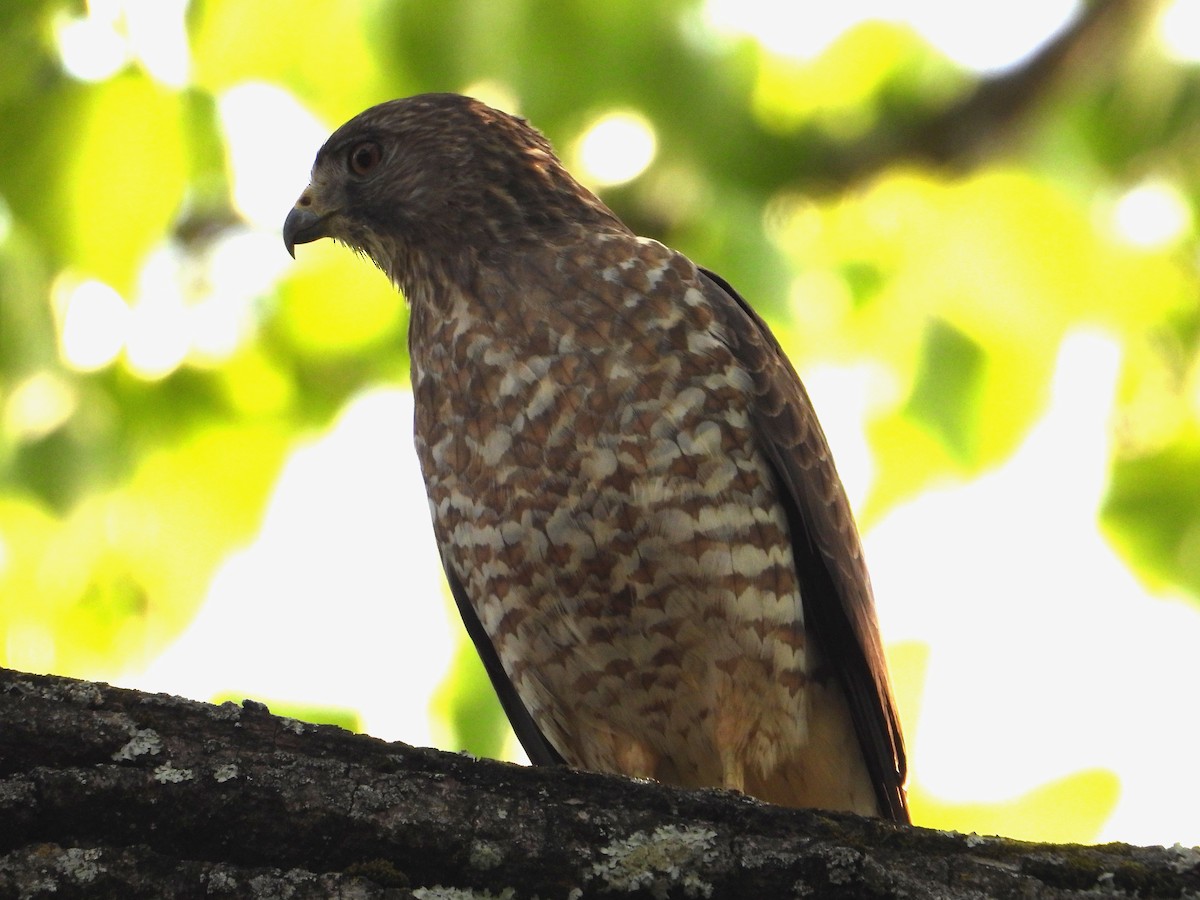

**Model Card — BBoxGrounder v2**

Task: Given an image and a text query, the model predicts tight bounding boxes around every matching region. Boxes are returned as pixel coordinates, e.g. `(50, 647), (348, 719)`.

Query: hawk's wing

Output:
(699, 268), (910, 823)
(446, 567), (565, 766)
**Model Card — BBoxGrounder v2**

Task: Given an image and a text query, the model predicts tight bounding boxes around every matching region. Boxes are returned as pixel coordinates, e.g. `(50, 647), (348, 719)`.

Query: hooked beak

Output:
(283, 195), (336, 258)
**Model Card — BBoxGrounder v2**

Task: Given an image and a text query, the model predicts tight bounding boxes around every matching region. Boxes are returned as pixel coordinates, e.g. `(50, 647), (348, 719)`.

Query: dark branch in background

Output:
(921, 0), (1157, 165)
(805, 0), (1163, 188)
(606, 0), (1163, 263)
(2, 667), (1197, 899)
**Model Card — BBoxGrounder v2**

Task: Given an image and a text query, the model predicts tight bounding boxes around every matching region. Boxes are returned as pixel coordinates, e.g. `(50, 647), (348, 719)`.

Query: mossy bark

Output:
(1, 666), (1197, 899)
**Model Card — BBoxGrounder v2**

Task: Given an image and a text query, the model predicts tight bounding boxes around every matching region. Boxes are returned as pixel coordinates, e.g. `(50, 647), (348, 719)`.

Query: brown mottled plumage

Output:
(284, 93), (908, 822)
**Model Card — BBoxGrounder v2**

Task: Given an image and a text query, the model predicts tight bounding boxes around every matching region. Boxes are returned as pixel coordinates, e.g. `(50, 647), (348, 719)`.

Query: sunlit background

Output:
(2, 0), (1199, 849)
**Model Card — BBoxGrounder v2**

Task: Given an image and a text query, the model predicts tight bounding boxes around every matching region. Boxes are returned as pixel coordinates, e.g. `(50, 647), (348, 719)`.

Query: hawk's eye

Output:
(348, 141), (382, 176)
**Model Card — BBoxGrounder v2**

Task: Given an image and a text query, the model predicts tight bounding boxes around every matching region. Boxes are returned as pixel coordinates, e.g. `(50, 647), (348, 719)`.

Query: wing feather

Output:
(699, 267), (909, 822)
(445, 567), (565, 766)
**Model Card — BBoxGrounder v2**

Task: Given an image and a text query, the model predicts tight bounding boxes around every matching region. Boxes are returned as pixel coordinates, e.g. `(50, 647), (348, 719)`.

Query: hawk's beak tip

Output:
(283, 205), (327, 259)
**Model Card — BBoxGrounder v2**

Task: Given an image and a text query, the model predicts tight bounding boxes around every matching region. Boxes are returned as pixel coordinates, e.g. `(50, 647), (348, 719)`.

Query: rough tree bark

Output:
(1, 666), (1197, 899)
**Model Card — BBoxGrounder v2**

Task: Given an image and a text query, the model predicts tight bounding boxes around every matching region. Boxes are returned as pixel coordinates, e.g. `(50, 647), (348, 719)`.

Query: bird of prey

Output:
(284, 93), (908, 822)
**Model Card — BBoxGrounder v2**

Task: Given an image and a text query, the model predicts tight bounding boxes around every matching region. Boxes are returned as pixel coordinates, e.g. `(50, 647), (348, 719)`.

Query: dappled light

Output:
(1110, 180), (1193, 249)
(1159, 0), (1200, 63)
(54, 0), (191, 88)
(54, 277), (127, 371)
(574, 110), (658, 187)
(218, 83), (330, 229)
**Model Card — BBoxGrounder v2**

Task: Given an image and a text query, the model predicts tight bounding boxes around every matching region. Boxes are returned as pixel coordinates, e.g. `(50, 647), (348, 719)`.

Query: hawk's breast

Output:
(411, 235), (813, 787)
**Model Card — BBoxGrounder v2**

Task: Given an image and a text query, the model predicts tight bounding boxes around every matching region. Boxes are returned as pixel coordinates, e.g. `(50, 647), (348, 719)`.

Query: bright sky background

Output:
(867, 333), (1200, 846)
(46, 0), (1199, 848)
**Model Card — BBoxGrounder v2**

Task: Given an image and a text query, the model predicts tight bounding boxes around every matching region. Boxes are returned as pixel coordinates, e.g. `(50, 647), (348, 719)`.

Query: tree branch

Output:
(810, 0), (1163, 187)
(2, 667), (1198, 898)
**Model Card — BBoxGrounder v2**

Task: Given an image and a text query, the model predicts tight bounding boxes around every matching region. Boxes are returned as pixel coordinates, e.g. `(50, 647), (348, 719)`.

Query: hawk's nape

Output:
(284, 92), (909, 823)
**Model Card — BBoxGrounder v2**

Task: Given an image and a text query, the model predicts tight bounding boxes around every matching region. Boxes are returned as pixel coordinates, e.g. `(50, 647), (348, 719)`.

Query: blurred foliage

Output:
(435, 638), (513, 764)
(1, 0), (1199, 842)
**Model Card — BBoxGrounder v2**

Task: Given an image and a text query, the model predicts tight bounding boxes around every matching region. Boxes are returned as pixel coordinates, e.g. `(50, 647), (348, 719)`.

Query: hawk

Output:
(283, 93), (908, 821)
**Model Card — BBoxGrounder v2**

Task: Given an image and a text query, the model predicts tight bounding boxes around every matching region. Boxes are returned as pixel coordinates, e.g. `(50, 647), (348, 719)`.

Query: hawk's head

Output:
(283, 93), (624, 293)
